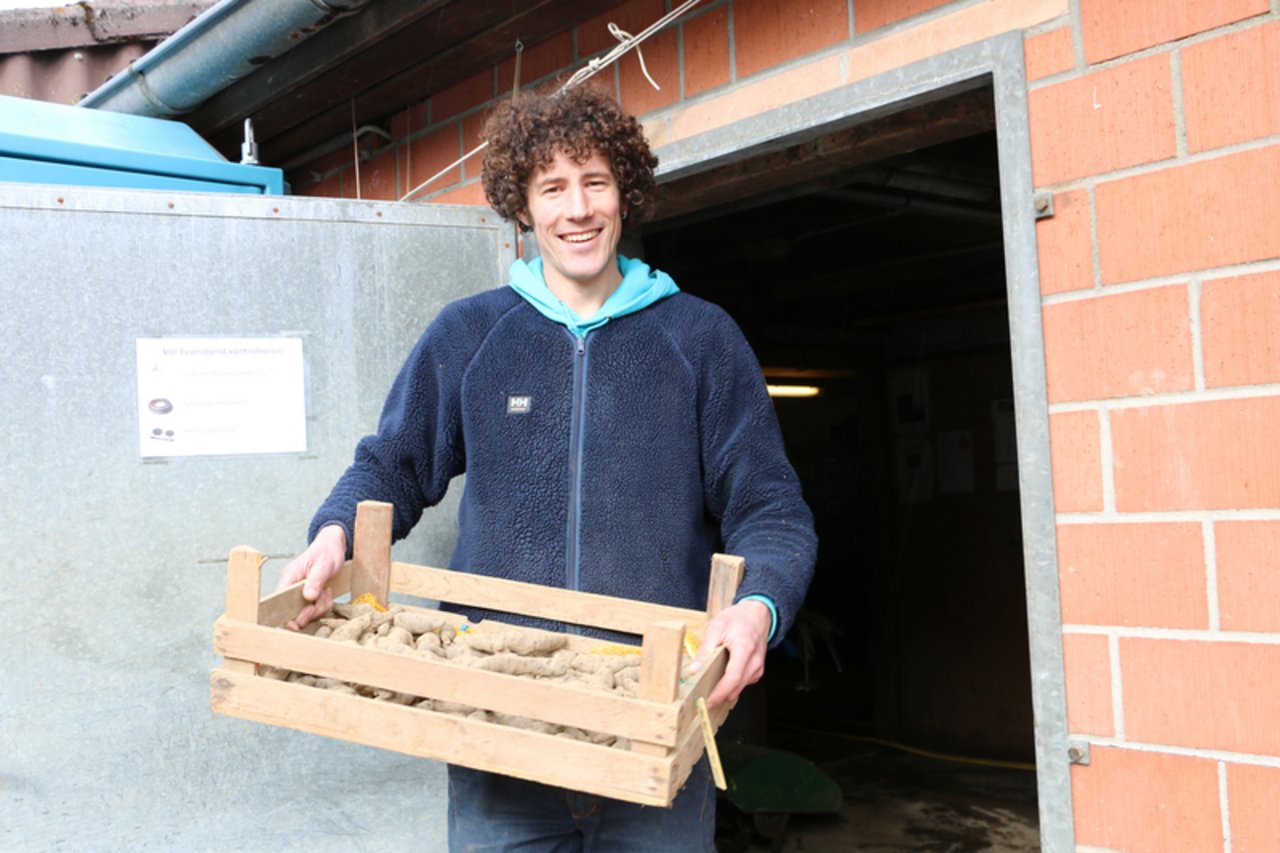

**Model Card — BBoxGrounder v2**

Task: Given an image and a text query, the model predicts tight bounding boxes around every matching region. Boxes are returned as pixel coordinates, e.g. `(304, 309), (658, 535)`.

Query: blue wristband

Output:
(739, 594), (778, 642)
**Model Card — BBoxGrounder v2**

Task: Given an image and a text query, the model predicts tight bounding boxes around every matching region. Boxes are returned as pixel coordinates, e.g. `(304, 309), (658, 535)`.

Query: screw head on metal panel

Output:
(1067, 742), (1091, 765)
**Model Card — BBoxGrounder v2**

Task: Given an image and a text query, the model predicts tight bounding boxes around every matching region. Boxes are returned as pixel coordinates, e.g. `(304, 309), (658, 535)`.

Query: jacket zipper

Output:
(565, 333), (588, 613)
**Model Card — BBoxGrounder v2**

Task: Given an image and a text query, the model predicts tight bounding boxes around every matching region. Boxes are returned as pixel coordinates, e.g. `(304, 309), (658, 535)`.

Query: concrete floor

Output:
(716, 727), (1040, 852)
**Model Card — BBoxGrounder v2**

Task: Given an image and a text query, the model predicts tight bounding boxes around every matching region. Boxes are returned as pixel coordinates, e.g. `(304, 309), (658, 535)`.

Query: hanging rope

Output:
(350, 97), (361, 199)
(399, 0), (701, 203)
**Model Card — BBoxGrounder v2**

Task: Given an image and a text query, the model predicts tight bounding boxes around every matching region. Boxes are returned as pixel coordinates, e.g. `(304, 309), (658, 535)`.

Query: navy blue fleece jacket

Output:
(310, 260), (817, 644)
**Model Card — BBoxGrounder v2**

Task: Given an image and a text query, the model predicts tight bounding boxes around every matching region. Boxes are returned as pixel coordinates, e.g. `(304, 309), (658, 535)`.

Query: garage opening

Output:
(642, 83), (1041, 850)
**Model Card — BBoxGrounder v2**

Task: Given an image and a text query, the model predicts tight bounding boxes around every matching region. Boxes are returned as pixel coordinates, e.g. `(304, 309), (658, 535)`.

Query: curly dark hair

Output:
(481, 85), (659, 232)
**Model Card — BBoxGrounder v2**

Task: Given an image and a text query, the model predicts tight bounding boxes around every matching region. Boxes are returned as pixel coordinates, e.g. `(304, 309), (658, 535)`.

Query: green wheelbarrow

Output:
(714, 742), (843, 852)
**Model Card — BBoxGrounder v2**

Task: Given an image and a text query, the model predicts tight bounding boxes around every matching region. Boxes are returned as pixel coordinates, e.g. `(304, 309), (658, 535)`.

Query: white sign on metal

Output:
(135, 336), (307, 457)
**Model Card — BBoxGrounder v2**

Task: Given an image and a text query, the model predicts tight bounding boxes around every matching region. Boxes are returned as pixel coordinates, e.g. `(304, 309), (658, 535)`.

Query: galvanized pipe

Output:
(79, 0), (369, 116)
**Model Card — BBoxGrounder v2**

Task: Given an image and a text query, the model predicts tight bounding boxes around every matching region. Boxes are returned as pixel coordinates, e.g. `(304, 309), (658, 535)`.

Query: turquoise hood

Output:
(508, 255), (680, 338)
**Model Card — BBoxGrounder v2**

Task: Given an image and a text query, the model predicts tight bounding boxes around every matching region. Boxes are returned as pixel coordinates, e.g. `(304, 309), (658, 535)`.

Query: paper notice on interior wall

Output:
(135, 337), (307, 458)
(888, 368), (929, 435)
(895, 437), (934, 503)
(936, 430), (975, 494)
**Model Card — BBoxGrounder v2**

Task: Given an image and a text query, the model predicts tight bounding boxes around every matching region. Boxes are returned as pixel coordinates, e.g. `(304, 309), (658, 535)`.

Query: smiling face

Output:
(522, 149), (624, 312)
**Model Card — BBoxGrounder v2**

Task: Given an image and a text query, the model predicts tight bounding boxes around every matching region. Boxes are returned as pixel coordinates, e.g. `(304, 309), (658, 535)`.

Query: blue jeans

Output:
(446, 758), (716, 852)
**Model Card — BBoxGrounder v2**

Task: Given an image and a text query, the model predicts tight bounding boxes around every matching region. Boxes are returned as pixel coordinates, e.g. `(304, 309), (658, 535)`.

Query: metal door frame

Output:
(651, 31), (1070, 851)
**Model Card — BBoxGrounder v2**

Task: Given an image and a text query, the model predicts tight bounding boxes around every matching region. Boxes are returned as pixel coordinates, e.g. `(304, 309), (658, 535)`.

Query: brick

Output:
(406, 125), (462, 197)
(1095, 145), (1280, 285)
(1062, 632), (1113, 736)
(430, 70), (493, 125)
(1184, 21), (1280, 153)
(498, 31), (573, 94)
(1036, 189), (1092, 295)
(430, 181), (488, 207)
(1079, 0), (1268, 64)
(1202, 270), (1280, 388)
(461, 108), (494, 181)
(578, 0), (665, 58)
(353, 148), (398, 201)
(1024, 26), (1074, 82)
(390, 103), (426, 141)
(1215, 521), (1280, 633)
(306, 146), (358, 178)
(733, 0), (849, 80)
(670, 53), (845, 140)
(1042, 285), (1193, 403)
(1072, 746), (1221, 853)
(288, 171), (341, 198)
(1028, 54), (1176, 186)
(1112, 397), (1280, 511)
(1057, 523), (1208, 629)
(682, 7), (730, 98)
(617, 27), (679, 116)
(1049, 410), (1104, 512)
(1122, 638), (1280, 756)
(843, 0), (1067, 87)
(1228, 763), (1280, 852)
(854, 0), (952, 34)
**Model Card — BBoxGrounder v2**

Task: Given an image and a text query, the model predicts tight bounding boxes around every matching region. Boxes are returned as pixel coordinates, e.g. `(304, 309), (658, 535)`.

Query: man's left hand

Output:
(686, 598), (772, 709)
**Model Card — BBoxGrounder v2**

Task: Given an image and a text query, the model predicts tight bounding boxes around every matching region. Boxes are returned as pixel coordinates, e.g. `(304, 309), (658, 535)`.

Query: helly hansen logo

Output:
(507, 395), (532, 415)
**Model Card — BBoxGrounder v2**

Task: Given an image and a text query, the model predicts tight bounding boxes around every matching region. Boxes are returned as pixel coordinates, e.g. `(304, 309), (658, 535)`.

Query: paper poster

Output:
(936, 430), (975, 494)
(135, 337), (306, 458)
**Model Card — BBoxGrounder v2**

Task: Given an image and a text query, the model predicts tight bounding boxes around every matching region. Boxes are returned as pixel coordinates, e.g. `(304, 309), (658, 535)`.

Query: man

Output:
(277, 84), (816, 851)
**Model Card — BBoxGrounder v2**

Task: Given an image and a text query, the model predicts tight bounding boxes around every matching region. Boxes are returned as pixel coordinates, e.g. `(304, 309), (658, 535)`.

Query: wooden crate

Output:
(211, 500), (740, 807)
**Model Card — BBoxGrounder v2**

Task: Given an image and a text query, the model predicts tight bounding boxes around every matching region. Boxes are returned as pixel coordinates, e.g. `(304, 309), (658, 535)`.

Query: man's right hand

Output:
(274, 524), (348, 630)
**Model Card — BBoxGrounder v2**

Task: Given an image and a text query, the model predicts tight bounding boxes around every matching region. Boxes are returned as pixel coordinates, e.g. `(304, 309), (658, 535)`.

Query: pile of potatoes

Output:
(263, 601), (645, 747)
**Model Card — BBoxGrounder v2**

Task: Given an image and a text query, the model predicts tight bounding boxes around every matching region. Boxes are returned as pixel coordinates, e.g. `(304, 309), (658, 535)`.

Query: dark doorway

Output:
(642, 85), (1040, 850)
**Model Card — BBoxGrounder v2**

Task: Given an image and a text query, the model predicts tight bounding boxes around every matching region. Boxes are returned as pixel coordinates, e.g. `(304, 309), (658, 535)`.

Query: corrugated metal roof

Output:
(0, 42), (149, 104)
(0, 1), (212, 106)
(0, 1), (213, 54)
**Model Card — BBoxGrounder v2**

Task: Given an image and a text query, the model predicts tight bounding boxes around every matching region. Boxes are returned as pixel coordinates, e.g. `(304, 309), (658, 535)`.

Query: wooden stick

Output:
(633, 620), (686, 756)
(223, 546), (263, 675)
(706, 553), (746, 618)
(696, 697), (727, 790)
(352, 500), (393, 607)
(256, 561), (353, 628)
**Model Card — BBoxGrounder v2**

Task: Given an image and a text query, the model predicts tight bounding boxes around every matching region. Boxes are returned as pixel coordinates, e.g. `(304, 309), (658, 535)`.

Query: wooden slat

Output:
(669, 689), (733, 804)
(213, 617), (680, 745)
(674, 645), (731, 736)
(211, 668), (676, 806)
(390, 561), (712, 637)
(351, 500), (393, 607)
(706, 554), (746, 618)
(256, 561), (353, 628)
(223, 547), (263, 675)
(639, 621), (686, 705)
(633, 621), (685, 757)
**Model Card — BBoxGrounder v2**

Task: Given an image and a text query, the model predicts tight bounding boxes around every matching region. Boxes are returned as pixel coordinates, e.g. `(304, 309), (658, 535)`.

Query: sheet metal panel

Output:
(0, 184), (515, 851)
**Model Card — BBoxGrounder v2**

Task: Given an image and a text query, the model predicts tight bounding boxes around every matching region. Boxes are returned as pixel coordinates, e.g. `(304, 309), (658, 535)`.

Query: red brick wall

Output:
(1033, 3), (1280, 850)
(291, 2), (1280, 847)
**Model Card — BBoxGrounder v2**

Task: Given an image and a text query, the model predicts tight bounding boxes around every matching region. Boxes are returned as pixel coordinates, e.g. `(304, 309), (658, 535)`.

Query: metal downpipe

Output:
(78, 0), (369, 116)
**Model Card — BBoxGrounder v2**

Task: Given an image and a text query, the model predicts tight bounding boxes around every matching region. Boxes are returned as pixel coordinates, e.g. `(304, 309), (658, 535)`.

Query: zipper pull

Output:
(577, 336), (585, 355)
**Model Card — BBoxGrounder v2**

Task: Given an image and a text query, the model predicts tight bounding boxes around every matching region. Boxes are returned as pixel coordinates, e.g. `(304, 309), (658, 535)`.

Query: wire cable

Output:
(398, 0), (702, 203)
